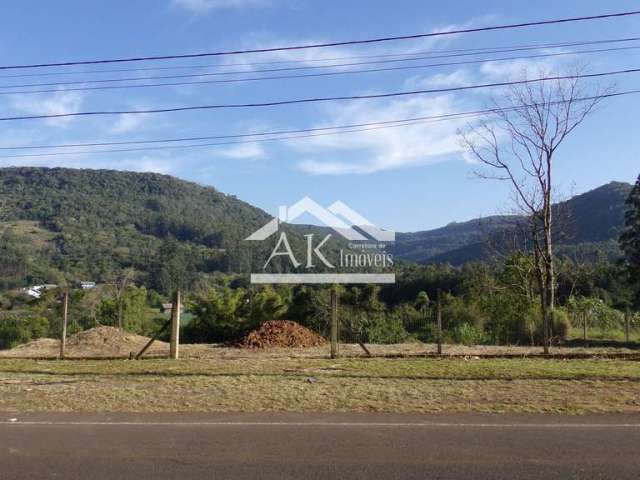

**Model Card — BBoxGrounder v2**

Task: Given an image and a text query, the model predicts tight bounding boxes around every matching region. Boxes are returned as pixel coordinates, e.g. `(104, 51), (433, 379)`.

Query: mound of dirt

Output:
(1, 326), (168, 358)
(241, 320), (326, 349)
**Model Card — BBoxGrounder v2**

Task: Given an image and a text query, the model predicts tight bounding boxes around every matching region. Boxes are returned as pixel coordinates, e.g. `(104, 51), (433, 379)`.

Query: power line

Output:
(1, 89), (637, 158)
(0, 111), (502, 151)
(1, 68), (638, 122)
(1, 36), (636, 80)
(0, 118), (484, 159)
(1, 10), (639, 70)
(1, 45), (636, 96)
(0, 37), (640, 81)
(2, 42), (638, 92)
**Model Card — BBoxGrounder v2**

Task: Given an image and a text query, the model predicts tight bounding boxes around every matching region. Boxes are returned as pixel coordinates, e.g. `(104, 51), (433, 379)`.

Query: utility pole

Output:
(436, 289), (442, 355)
(169, 289), (181, 360)
(330, 287), (339, 359)
(60, 289), (69, 360)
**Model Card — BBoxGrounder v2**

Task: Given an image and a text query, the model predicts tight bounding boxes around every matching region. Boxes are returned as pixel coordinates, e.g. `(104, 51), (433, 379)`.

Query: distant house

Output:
(80, 281), (96, 289)
(22, 284), (58, 298)
(24, 286), (43, 298)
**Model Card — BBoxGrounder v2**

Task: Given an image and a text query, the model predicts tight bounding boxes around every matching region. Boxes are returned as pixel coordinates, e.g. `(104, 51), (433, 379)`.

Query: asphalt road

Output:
(1, 412), (639, 479)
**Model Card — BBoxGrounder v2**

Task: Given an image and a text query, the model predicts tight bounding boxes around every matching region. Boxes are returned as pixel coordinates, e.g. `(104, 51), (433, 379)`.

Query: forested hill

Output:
(0, 167), (632, 290)
(0, 167), (280, 292)
(393, 181), (633, 264)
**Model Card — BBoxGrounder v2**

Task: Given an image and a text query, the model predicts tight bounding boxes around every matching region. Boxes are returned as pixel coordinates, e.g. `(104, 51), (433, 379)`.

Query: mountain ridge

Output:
(0, 167), (632, 289)
(393, 181), (633, 264)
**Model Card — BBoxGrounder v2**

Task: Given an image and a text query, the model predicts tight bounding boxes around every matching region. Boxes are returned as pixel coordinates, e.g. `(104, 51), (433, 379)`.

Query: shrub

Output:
(364, 314), (409, 344)
(442, 296), (486, 331)
(0, 315), (35, 349)
(529, 307), (570, 344)
(481, 294), (534, 345)
(552, 308), (571, 341)
(392, 303), (427, 338)
(450, 323), (487, 346)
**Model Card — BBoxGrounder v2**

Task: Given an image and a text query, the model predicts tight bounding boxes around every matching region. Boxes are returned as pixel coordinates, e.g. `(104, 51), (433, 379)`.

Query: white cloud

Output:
(109, 113), (150, 135)
(479, 56), (561, 81)
(118, 156), (175, 174)
(217, 36), (357, 74)
(9, 90), (84, 128)
(216, 142), (266, 160)
(404, 69), (474, 90)
(288, 94), (472, 175)
(172, 0), (272, 13)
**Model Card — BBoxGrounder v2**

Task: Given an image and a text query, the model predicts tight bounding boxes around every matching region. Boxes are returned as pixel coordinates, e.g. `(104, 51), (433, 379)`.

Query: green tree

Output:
(415, 291), (430, 313)
(287, 285), (329, 334)
(248, 287), (287, 325)
(620, 174), (640, 305)
(185, 286), (247, 343)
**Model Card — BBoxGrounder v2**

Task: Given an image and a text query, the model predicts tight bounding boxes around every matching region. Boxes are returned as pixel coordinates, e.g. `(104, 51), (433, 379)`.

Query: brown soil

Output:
(1, 326), (168, 358)
(241, 320), (326, 349)
(0, 325), (636, 360)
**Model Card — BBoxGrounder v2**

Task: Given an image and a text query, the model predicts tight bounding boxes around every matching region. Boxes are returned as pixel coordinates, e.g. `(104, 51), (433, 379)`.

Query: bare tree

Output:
(461, 66), (609, 353)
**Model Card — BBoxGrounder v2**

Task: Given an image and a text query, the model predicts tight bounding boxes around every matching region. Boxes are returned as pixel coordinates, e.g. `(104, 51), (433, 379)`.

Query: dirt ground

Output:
(1, 327), (169, 359)
(1, 326), (638, 359)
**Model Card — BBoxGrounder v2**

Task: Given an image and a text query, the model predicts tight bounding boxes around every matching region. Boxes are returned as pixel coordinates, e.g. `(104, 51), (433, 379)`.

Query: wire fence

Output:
(307, 292), (640, 352)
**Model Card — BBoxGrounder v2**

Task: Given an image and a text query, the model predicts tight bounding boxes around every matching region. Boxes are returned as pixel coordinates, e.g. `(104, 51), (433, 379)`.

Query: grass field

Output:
(1, 356), (639, 414)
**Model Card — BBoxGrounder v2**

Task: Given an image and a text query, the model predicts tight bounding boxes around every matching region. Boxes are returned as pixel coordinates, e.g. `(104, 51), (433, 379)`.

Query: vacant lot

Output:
(1, 356), (638, 414)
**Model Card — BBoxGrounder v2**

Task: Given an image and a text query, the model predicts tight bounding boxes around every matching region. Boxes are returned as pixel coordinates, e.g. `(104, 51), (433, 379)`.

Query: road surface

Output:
(1, 412), (639, 479)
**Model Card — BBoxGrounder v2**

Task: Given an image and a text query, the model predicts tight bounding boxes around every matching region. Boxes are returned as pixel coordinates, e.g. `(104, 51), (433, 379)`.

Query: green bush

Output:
(364, 314), (409, 344)
(450, 323), (487, 346)
(521, 305), (541, 346)
(442, 296), (486, 331)
(529, 307), (570, 344)
(392, 303), (427, 338)
(184, 287), (250, 343)
(0, 316), (33, 349)
(481, 294), (533, 345)
(552, 308), (571, 341)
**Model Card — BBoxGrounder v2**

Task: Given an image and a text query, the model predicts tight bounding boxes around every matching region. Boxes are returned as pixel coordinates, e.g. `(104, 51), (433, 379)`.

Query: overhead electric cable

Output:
(0, 10), (638, 70)
(1, 36), (636, 80)
(2, 43), (638, 91)
(0, 68), (638, 122)
(1, 89), (637, 158)
(1, 45), (636, 95)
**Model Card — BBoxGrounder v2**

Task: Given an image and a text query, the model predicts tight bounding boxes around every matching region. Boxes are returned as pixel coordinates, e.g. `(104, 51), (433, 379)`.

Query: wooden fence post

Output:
(436, 289), (442, 355)
(59, 290), (69, 360)
(169, 289), (181, 360)
(330, 287), (339, 359)
(625, 309), (631, 343)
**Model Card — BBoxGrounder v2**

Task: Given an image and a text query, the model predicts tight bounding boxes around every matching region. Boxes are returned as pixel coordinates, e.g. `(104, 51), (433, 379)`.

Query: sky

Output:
(0, 0), (638, 232)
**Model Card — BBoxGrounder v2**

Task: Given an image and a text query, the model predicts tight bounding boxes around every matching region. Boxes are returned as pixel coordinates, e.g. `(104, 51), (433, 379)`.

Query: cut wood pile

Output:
(241, 320), (326, 349)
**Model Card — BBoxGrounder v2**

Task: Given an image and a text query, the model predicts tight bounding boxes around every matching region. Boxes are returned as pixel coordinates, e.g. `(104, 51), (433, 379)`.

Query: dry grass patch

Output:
(0, 357), (638, 414)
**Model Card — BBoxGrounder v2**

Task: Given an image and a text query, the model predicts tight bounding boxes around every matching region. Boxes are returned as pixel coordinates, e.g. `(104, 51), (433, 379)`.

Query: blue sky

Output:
(0, 0), (638, 232)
